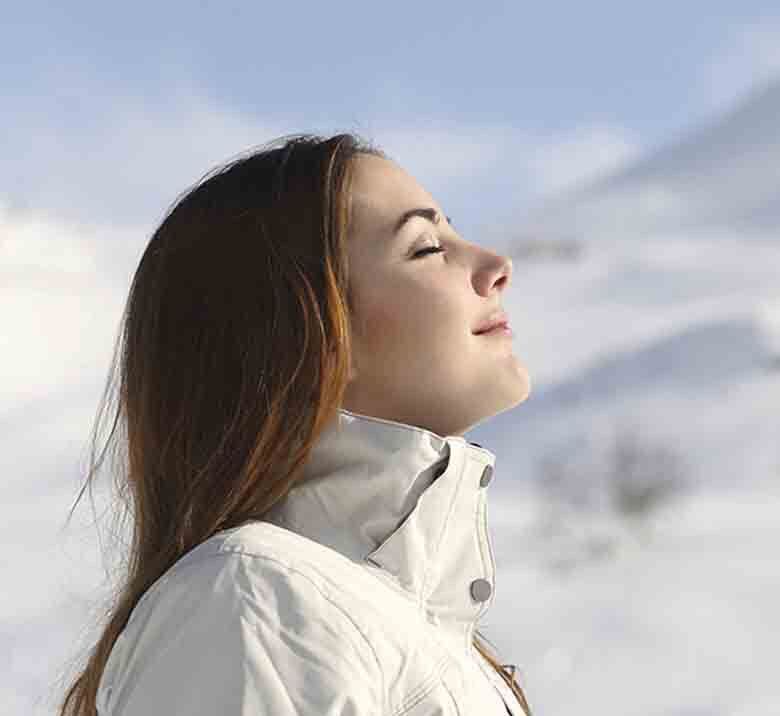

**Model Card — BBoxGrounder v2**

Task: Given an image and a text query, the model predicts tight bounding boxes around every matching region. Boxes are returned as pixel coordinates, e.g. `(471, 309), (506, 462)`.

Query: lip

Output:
(476, 324), (513, 337)
(473, 310), (509, 335)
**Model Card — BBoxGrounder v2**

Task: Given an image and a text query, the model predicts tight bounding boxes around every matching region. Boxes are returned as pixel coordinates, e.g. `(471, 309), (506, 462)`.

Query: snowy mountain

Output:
(506, 75), (780, 244)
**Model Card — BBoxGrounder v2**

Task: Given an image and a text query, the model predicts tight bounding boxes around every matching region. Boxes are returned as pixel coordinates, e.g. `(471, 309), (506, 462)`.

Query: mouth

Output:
(473, 309), (510, 336)
(474, 323), (513, 337)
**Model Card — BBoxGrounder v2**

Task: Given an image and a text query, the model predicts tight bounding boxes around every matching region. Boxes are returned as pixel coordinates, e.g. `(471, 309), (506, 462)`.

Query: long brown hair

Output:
(56, 131), (532, 716)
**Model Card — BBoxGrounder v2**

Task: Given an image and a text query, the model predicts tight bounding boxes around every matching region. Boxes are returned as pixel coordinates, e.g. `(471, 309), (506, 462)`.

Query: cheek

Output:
(353, 273), (463, 354)
(357, 299), (404, 351)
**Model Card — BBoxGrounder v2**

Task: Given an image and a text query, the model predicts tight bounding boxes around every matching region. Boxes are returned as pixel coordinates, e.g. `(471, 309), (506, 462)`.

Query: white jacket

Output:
(96, 408), (527, 715)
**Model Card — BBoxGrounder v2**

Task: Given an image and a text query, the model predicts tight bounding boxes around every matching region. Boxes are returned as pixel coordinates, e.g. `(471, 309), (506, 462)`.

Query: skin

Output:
(341, 154), (531, 437)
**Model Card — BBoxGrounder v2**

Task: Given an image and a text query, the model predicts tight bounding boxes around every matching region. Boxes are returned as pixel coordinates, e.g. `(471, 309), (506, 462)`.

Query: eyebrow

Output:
(393, 207), (453, 235)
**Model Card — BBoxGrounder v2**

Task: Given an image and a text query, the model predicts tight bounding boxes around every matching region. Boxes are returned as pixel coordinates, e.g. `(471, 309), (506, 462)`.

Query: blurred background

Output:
(2, 2), (779, 714)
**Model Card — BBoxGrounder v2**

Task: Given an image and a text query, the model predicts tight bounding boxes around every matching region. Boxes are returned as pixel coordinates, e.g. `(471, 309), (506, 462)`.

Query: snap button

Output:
(479, 464), (494, 487)
(470, 578), (492, 602)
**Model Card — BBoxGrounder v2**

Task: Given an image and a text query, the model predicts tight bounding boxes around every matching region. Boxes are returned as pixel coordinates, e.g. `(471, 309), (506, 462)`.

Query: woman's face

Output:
(342, 153), (530, 437)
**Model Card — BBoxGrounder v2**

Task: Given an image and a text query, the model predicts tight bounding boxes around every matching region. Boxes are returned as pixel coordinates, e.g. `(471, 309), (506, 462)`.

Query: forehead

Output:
(348, 154), (440, 238)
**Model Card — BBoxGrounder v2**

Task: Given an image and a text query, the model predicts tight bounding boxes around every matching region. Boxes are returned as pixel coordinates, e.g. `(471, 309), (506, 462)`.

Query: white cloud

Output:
(372, 122), (524, 184)
(520, 124), (641, 198)
(2, 81), (299, 228)
(374, 120), (641, 201)
(0, 207), (130, 411)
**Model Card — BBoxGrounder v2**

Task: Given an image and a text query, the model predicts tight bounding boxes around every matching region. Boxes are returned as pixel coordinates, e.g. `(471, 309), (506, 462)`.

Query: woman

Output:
(58, 132), (533, 715)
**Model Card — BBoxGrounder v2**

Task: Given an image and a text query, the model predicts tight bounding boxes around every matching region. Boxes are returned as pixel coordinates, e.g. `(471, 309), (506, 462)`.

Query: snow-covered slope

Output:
(507, 76), (780, 243)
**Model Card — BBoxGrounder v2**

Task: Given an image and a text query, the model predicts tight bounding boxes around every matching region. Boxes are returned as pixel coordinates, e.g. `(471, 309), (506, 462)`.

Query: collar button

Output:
(470, 578), (493, 602)
(479, 464), (494, 487)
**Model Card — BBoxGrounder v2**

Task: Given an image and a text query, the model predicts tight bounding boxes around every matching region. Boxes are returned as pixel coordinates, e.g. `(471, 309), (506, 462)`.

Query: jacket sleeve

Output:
(98, 554), (384, 715)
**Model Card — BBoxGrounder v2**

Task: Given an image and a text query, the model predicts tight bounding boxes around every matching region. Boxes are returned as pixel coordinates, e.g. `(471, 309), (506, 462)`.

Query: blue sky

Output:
(3, 0), (780, 245)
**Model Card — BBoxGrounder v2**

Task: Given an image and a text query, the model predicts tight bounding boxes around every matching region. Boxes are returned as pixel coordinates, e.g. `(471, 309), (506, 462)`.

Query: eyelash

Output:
(412, 242), (445, 259)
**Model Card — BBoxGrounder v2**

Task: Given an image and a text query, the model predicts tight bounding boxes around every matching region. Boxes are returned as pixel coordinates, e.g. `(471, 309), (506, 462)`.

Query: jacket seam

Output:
(363, 555), (423, 604)
(278, 512), (423, 609)
(392, 653), (451, 716)
(440, 675), (462, 716)
(234, 550), (388, 714)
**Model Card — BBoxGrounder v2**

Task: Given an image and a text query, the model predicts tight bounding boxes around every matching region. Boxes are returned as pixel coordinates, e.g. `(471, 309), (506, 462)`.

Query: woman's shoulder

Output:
(124, 519), (398, 634)
(98, 520), (389, 714)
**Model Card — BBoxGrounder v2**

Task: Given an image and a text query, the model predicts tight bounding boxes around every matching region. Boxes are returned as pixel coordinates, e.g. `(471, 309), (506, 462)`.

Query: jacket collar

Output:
(261, 408), (498, 648)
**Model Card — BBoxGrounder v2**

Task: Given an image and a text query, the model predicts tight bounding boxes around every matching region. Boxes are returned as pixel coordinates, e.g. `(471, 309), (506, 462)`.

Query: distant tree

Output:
(535, 440), (595, 510)
(530, 417), (691, 569)
(604, 420), (689, 526)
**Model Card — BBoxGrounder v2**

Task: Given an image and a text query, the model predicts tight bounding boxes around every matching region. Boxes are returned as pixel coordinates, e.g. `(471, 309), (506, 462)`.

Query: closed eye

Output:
(412, 244), (445, 259)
